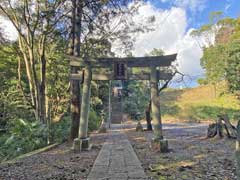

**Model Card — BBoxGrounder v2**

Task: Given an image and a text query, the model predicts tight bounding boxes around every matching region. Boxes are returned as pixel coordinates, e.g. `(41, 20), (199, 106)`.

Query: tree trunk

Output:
(145, 100), (152, 131)
(18, 36), (36, 115)
(39, 35), (47, 124)
(69, 0), (82, 141)
(222, 114), (237, 138)
(1, 0), (64, 125)
(207, 115), (236, 139)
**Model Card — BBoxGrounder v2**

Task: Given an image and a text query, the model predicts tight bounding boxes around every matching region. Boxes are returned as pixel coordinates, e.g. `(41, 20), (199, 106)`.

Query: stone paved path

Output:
(87, 126), (148, 180)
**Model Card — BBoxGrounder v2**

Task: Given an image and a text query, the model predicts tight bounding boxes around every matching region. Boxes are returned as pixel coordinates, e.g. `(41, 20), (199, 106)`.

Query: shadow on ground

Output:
(124, 120), (237, 180)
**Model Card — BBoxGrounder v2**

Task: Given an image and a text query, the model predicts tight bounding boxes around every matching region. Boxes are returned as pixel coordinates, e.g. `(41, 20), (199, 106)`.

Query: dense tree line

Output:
(0, 0), (153, 161)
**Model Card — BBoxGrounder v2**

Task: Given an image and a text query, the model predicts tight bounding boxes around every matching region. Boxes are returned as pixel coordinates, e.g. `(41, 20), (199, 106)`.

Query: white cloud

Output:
(174, 30), (204, 76)
(0, 17), (18, 41)
(160, 0), (207, 14)
(225, 3), (231, 12)
(174, 0), (207, 13)
(128, 2), (205, 78)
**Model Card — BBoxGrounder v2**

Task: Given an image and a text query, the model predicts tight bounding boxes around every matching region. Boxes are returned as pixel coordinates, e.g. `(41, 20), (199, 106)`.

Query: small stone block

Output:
(151, 138), (168, 153)
(136, 122), (143, 132)
(73, 138), (81, 153)
(80, 137), (90, 150)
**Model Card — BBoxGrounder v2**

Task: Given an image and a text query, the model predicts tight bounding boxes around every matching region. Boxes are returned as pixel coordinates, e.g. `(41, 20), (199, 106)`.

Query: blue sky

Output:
(150, 0), (240, 29)
(128, 0), (239, 87)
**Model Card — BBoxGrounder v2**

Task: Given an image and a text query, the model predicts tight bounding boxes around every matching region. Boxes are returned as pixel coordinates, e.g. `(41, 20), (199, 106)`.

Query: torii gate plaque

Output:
(69, 53), (177, 152)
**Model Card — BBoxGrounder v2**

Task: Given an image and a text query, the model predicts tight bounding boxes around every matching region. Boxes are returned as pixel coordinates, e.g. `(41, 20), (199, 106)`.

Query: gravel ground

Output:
(124, 121), (237, 180)
(0, 132), (108, 180)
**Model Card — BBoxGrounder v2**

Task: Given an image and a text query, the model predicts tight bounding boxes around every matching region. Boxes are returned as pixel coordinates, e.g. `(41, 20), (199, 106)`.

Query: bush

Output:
(0, 109), (102, 162)
(88, 110), (101, 132)
(50, 115), (71, 143)
(50, 110), (101, 143)
(0, 119), (48, 162)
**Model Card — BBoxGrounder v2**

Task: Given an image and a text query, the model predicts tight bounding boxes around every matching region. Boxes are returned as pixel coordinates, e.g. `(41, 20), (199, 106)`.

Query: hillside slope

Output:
(160, 85), (240, 122)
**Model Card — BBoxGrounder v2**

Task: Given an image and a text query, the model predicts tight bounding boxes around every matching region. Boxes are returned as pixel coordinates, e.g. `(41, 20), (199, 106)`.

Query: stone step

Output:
(112, 109), (122, 113)
(111, 114), (123, 123)
(111, 96), (123, 124)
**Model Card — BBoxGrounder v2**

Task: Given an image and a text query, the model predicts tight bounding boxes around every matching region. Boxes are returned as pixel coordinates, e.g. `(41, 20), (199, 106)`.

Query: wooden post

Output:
(236, 120), (240, 180)
(78, 65), (92, 150)
(108, 80), (112, 128)
(146, 100), (152, 131)
(150, 66), (168, 152)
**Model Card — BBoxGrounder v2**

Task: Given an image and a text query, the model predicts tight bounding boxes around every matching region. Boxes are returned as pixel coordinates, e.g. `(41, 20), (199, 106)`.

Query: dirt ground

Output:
(0, 121), (238, 180)
(124, 121), (237, 180)
(0, 132), (108, 180)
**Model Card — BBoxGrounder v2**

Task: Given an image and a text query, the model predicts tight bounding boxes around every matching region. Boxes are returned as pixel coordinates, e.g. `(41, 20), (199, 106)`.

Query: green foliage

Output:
(0, 43), (18, 89)
(0, 119), (48, 162)
(217, 17), (236, 27)
(147, 48), (164, 56)
(46, 40), (70, 118)
(185, 105), (239, 121)
(161, 86), (240, 122)
(197, 78), (208, 85)
(209, 11), (223, 24)
(0, 43), (34, 130)
(123, 81), (149, 120)
(91, 81), (106, 114)
(194, 15), (240, 96)
(49, 108), (101, 143)
(231, 18), (240, 40)
(88, 110), (101, 132)
(82, 38), (114, 58)
(201, 44), (228, 83)
(161, 104), (180, 117)
(225, 40), (240, 93)
(50, 116), (71, 143)
(123, 48), (165, 120)
(0, 0), (152, 162)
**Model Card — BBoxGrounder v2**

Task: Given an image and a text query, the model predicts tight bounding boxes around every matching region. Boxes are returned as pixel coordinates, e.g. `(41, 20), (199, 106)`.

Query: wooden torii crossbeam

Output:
(70, 53), (177, 152)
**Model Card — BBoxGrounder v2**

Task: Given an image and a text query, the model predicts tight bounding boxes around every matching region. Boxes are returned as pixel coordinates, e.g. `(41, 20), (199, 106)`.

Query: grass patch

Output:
(160, 85), (240, 122)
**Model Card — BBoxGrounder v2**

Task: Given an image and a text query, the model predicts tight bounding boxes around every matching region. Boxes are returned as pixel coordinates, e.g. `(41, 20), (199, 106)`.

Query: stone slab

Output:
(87, 126), (148, 180)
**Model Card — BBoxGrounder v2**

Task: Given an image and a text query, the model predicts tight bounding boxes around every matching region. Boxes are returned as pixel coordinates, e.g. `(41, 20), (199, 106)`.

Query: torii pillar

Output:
(69, 54), (177, 152)
(73, 65), (92, 152)
(150, 66), (168, 152)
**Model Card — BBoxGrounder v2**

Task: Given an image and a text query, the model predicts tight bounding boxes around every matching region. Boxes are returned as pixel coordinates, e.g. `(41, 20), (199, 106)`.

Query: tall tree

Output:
(191, 14), (237, 97)
(0, 0), (69, 123)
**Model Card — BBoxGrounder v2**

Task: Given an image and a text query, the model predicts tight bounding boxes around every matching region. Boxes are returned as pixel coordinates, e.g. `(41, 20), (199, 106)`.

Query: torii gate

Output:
(69, 53), (177, 152)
